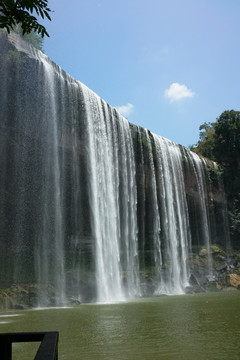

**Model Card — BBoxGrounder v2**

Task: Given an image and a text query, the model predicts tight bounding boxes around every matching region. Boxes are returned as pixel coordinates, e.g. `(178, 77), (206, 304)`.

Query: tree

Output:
(192, 110), (240, 165)
(213, 111), (240, 205)
(0, 0), (52, 37)
(193, 122), (216, 159)
(214, 110), (240, 165)
(193, 110), (240, 247)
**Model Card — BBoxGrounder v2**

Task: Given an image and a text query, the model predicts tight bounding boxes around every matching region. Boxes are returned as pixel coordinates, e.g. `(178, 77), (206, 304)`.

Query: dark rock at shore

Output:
(186, 274), (205, 293)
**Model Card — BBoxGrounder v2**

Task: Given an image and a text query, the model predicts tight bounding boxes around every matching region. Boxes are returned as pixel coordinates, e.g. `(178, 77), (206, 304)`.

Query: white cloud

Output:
(165, 83), (195, 102)
(115, 103), (134, 117)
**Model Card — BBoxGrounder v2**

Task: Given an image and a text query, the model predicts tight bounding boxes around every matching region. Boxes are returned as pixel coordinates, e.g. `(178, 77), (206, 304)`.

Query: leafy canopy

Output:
(214, 110), (240, 164)
(193, 121), (216, 159)
(192, 110), (240, 164)
(0, 0), (52, 37)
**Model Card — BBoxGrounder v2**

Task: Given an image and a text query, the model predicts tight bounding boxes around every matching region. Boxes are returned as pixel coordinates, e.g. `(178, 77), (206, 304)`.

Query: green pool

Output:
(1, 291), (240, 360)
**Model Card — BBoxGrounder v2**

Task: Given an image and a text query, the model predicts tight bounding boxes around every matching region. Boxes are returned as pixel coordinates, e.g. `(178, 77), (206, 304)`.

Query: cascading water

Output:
(34, 57), (66, 306)
(83, 86), (124, 302)
(153, 136), (191, 294)
(82, 85), (140, 302)
(0, 30), (230, 305)
(185, 152), (213, 276)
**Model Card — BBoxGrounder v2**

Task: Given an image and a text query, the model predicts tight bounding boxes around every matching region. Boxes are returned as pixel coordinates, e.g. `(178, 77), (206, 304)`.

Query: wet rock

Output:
(185, 286), (195, 294)
(216, 282), (222, 291)
(188, 274), (205, 293)
(218, 255), (227, 262)
(69, 298), (81, 305)
(204, 276), (222, 292)
(14, 304), (25, 310)
(206, 275), (216, 282)
(189, 273), (200, 286)
(226, 274), (240, 289)
(199, 248), (208, 257)
(215, 263), (227, 272)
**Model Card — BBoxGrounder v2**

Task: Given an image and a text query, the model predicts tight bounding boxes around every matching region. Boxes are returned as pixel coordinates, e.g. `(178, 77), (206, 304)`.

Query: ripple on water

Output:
(0, 313), (23, 324)
(0, 314), (23, 317)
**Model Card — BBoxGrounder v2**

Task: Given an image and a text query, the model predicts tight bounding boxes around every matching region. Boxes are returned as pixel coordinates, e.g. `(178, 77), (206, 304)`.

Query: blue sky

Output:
(40, 0), (240, 147)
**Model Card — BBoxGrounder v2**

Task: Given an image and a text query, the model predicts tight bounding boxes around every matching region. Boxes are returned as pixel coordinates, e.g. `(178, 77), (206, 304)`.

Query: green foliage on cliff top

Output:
(192, 121), (216, 159)
(0, 0), (52, 37)
(192, 110), (240, 165)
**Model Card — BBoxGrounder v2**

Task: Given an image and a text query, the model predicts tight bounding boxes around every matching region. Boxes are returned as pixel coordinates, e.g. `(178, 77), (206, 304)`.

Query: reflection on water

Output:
(0, 314), (23, 317)
(0, 313), (23, 325)
(0, 292), (240, 360)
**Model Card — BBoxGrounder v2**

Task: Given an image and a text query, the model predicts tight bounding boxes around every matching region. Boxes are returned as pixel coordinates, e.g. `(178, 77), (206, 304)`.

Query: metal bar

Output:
(0, 339), (12, 360)
(0, 332), (59, 360)
(0, 332), (45, 343)
(35, 332), (59, 360)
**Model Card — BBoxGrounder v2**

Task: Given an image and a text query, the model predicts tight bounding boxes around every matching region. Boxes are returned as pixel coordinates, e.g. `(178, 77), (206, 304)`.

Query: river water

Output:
(0, 292), (240, 360)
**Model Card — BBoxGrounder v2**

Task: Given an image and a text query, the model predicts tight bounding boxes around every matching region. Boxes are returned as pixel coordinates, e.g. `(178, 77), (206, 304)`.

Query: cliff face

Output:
(183, 154), (229, 248)
(0, 29), (231, 304)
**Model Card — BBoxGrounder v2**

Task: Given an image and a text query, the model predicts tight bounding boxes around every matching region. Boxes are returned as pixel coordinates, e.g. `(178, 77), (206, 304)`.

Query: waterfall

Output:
(153, 136), (191, 294)
(83, 86), (124, 302)
(0, 30), (230, 305)
(82, 84), (140, 302)
(185, 152), (213, 275)
(34, 56), (66, 305)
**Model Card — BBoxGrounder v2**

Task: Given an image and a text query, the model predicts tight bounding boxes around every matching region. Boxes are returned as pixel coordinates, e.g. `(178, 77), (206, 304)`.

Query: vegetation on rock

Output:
(13, 23), (44, 50)
(192, 110), (240, 248)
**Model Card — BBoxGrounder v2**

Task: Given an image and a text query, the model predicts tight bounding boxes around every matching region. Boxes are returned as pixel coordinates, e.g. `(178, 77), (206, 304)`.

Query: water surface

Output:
(1, 292), (240, 360)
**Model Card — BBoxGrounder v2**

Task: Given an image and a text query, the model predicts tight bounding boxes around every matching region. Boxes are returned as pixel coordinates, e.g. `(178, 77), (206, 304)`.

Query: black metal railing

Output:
(0, 332), (59, 360)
